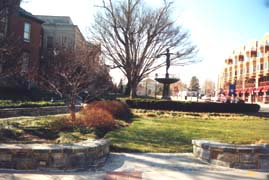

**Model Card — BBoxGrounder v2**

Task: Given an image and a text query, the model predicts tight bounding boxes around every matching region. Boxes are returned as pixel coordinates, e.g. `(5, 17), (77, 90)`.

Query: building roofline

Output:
(18, 8), (44, 24)
(35, 15), (74, 25)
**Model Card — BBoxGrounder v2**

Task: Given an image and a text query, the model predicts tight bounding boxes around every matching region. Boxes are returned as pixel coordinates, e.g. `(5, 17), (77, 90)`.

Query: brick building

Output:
(218, 33), (269, 103)
(0, 6), (43, 88)
(10, 8), (43, 81)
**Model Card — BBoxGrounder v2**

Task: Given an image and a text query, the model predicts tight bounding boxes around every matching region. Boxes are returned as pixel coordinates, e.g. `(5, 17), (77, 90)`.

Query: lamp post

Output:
(155, 73), (158, 99)
(145, 79), (148, 97)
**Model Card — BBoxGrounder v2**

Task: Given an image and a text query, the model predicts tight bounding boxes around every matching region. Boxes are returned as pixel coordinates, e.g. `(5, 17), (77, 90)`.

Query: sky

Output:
(21, 0), (269, 85)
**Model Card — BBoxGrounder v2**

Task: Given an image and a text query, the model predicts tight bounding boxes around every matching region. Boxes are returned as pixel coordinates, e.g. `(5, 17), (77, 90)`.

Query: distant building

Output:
(218, 33), (269, 103)
(36, 15), (87, 53)
(137, 78), (157, 97)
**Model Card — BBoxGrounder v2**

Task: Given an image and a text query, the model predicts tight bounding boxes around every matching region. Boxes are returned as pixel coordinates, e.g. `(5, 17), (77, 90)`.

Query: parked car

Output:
(201, 95), (211, 101)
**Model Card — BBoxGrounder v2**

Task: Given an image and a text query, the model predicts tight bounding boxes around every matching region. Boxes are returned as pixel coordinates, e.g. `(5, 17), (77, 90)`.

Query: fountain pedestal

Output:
(155, 73), (179, 100)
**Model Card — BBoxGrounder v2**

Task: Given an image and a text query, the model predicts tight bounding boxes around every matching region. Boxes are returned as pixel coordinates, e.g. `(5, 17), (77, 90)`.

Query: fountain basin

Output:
(155, 78), (179, 84)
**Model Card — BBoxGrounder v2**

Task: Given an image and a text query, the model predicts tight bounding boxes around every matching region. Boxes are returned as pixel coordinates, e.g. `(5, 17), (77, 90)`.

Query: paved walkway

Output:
(0, 153), (268, 180)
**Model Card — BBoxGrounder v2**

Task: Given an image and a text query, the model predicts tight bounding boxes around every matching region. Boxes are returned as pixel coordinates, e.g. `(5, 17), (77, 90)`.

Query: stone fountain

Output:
(155, 48), (179, 100)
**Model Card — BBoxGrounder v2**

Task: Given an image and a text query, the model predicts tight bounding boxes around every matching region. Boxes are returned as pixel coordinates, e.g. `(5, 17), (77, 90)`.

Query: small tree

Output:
(189, 76), (200, 92)
(39, 45), (112, 121)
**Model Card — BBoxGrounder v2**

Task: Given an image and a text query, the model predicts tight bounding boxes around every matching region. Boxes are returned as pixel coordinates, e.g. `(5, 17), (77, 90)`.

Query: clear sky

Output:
(21, 0), (269, 85)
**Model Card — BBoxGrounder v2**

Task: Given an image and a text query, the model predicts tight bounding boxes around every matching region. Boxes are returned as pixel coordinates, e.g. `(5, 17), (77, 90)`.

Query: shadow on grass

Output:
(244, 112), (269, 118)
(23, 127), (59, 140)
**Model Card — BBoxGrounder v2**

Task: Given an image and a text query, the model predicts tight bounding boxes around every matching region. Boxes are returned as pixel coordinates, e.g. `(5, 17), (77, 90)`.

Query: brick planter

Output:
(192, 140), (269, 171)
(0, 139), (110, 171)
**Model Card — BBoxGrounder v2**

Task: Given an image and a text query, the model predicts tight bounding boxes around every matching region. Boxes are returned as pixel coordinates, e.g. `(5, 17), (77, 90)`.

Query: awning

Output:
(236, 89), (242, 94)
(248, 87), (254, 93)
(254, 87), (264, 93)
(244, 88), (250, 93)
(263, 86), (269, 92)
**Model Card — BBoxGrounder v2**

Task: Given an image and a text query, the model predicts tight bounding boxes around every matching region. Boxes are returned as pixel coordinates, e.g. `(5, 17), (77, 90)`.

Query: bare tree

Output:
(91, 0), (198, 98)
(0, 0), (22, 80)
(39, 45), (112, 121)
(189, 76), (200, 92)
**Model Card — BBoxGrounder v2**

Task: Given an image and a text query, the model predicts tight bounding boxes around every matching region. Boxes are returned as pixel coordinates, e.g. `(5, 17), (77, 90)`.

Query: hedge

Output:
(0, 100), (65, 109)
(125, 100), (260, 113)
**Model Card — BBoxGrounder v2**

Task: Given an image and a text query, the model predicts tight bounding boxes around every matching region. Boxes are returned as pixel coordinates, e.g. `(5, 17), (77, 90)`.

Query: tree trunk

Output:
(69, 97), (76, 122)
(129, 82), (137, 99)
(124, 81), (131, 96)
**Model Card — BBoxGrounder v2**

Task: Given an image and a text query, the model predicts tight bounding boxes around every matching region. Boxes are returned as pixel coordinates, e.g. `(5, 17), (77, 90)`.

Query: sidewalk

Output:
(0, 153), (267, 180)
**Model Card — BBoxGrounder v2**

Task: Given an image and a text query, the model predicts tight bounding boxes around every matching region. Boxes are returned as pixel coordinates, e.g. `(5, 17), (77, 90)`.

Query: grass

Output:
(0, 100), (65, 109)
(105, 110), (269, 153)
(1, 109), (269, 153)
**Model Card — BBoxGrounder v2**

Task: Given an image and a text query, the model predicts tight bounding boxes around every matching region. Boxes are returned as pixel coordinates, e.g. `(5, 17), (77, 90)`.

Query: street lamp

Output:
(155, 73), (158, 99)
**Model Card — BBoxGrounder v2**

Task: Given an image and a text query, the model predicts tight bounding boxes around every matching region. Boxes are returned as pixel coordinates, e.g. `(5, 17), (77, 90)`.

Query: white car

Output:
(201, 95), (211, 101)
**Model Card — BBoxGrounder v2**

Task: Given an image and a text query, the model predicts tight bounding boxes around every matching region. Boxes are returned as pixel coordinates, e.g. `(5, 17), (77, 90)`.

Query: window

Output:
(0, 21), (5, 34)
(260, 64), (264, 71)
(0, 15), (7, 34)
(21, 52), (29, 73)
(257, 64), (260, 71)
(47, 36), (53, 49)
(62, 36), (67, 48)
(240, 69), (243, 74)
(253, 65), (256, 72)
(235, 70), (237, 76)
(24, 22), (31, 42)
(265, 62), (268, 70)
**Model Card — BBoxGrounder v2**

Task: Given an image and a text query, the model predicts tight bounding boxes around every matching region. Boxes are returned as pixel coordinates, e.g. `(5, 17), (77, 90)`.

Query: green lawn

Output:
(106, 110), (269, 153)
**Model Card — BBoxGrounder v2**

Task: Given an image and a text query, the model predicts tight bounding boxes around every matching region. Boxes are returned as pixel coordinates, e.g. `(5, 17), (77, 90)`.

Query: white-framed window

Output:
(253, 65), (256, 72)
(257, 64), (260, 71)
(0, 64), (3, 73)
(21, 52), (30, 73)
(23, 22), (31, 42)
(47, 36), (53, 49)
(260, 63), (264, 71)
(249, 66), (252, 73)
(0, 19), (6, 34)
(265, 62), (268, 70)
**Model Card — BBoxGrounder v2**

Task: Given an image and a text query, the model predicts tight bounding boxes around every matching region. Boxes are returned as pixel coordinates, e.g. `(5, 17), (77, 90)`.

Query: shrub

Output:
(125, 100), (260, 113)
(79, 107), (116, 137)
(83, 100), (132, 122)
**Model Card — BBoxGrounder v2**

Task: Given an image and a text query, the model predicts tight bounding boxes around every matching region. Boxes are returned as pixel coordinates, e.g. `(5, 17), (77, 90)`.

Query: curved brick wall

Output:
(0, 139), (110, 171)
(192, 140), (269, 171)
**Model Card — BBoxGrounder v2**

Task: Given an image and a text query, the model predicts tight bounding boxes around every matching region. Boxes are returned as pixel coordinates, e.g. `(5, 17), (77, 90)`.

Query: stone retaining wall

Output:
(192, 140), (269, 171)
(0, 106), (80, 118)
(0, 139), (110, 171)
